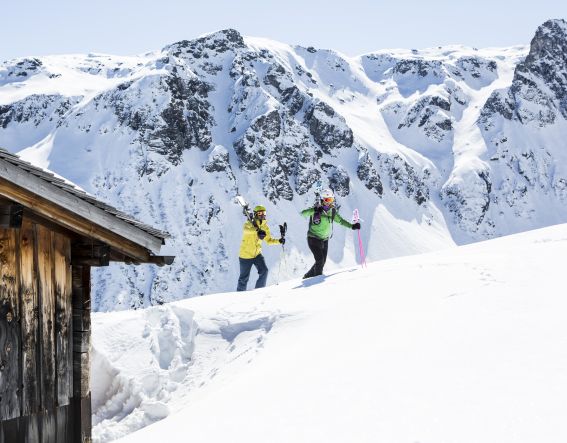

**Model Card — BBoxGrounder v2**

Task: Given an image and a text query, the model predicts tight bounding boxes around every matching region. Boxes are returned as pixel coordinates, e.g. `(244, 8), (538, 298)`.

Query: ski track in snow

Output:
(91, 223), (567, 443)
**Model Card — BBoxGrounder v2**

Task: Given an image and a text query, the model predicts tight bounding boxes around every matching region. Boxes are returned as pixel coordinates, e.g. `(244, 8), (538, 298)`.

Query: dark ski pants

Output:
(237, 254), (269, 291)
(304, 236), (329, 279)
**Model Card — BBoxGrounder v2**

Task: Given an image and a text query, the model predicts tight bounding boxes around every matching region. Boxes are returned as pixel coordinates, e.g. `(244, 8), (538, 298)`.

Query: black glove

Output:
(314, 206), (323, 215)
(279, 238), (286, 245)
(351, 222), (361, 230)
(257, 229), (266, 240)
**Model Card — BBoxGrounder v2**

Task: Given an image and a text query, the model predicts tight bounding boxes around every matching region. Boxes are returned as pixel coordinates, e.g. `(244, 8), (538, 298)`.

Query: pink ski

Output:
(352, 209), (367, 268)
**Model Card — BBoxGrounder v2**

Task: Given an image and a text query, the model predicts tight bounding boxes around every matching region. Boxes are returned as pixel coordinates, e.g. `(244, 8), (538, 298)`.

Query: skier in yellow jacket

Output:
(237, 205), (284, 291)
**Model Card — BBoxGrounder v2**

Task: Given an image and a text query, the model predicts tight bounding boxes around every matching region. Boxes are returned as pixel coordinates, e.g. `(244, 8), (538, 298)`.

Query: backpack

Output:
(309, 206), (337, 238)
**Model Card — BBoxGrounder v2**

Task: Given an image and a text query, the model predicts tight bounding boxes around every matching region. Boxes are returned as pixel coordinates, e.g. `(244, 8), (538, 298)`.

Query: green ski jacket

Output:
(301, 207), (352, 240)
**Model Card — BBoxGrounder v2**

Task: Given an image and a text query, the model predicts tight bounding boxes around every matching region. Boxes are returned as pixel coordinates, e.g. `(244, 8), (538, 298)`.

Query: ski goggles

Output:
(322, 197), (334, 204)
(254, 210), (266, 216)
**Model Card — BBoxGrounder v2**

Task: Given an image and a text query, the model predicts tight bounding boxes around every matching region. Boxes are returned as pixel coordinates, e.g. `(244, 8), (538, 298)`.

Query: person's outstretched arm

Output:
(263, 225), (281, 245)
(334, 211), (354, 229)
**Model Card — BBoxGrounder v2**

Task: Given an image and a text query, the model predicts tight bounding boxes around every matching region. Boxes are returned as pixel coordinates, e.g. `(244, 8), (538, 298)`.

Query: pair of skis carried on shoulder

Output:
(235, 195), (287, 243)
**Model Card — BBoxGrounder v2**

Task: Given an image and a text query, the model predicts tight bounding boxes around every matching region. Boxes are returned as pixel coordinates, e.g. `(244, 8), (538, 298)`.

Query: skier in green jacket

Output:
(300, 188), (360, 279)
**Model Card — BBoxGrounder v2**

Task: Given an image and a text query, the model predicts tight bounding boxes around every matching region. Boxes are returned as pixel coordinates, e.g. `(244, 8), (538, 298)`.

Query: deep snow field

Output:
(92, 223), (567, 443)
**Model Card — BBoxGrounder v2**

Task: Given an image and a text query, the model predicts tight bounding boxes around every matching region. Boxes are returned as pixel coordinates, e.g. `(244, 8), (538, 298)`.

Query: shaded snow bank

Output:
(92, 305), (196, 441)
(92, 298), (285, 441)
(94, 223), (567, 442)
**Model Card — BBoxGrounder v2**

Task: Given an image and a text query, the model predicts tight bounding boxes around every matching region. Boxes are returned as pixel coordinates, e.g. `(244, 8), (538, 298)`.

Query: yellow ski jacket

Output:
(239, 219), (280, 259)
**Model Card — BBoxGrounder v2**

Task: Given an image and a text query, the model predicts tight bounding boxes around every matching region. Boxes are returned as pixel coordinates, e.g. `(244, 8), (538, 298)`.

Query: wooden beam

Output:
(71, 265), (91, 443)
(147, 256), (176, 267)
(109, 251), (175, 266)
(0, 159), (163, 256)
(0, 176), (157, 262)
(0, 204), (23, 229)
(71, 243), (110, 267)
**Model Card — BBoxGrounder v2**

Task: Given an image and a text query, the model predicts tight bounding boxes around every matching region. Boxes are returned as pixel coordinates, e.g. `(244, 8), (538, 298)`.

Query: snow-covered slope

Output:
(91, 222), (567, 443)
(1, 20), (567, 310)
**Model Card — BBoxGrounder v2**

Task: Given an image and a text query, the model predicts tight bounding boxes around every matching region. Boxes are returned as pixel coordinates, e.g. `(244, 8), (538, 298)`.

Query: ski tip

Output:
(235, 195), (248, 207)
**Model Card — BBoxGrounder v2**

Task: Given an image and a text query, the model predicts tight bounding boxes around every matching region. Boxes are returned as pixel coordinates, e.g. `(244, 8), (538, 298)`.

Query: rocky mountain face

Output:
(1, 20), (567, 310)
(452, 19), (567, 236)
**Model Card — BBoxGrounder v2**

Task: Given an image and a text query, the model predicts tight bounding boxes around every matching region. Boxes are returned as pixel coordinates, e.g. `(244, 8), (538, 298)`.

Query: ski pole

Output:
(277, 246), (286, 285)
(277, 222), (287, 284)
(357, 230), (367, 268)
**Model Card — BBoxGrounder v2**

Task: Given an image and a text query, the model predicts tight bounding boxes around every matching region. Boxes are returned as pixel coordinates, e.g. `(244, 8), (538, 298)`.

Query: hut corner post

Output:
(71, 265), (91, 443)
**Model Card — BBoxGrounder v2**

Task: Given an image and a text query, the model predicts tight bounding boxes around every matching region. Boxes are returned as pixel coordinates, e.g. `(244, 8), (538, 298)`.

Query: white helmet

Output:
(321, 188), (334, 199)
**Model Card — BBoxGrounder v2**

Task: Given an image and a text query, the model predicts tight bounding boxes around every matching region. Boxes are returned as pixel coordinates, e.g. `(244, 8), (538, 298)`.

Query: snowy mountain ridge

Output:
(1, 20), (567, 310)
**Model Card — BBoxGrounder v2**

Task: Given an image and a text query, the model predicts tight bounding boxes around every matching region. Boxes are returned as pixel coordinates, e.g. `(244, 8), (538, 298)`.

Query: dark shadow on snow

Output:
(292, 268), (357, 289)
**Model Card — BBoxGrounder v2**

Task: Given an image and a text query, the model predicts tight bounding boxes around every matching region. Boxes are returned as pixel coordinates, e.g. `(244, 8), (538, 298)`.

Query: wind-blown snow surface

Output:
(92, 223), (567, 442)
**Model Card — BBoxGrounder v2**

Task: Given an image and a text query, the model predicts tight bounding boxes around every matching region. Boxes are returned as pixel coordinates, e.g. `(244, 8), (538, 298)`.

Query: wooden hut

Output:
(0, 148), (174, 442)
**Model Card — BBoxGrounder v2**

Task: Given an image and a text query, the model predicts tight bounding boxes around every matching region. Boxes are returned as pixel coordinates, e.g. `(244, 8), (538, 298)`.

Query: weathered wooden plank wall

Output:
(37, 224), (56, 419)
(54, 233), (72, 406)
(19, 218), (40, 416)
(0, 217), (80, 442)
(0, 404), (74, 443)
(0, 228), (21, 420)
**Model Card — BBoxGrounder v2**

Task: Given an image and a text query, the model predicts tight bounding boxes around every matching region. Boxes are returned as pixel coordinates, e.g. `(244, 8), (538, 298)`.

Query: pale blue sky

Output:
(2, 0), (566, 59)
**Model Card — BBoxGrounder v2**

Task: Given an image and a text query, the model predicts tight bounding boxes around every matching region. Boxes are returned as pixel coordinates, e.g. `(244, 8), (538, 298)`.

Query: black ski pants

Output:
(304, 236), (329, 278)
